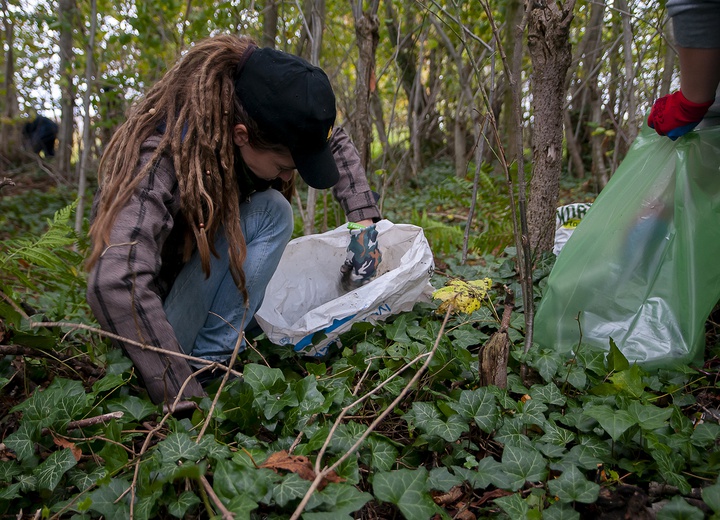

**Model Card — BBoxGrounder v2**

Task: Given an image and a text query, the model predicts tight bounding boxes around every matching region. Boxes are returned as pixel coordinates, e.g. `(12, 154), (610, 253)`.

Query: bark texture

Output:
(526, 0), (574, 254)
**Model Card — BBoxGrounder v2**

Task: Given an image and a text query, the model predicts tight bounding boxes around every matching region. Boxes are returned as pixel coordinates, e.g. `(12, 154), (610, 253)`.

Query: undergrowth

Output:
(0, 173), (719, 520)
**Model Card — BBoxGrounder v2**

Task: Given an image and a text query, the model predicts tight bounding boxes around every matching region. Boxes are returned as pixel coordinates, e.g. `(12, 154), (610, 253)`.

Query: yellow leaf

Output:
(432, 278), (492, 314)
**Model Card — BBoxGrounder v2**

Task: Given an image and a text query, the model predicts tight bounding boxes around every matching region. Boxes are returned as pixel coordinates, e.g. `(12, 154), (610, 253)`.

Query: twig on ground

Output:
(200, 474), (234, 520)
(29, 321), (242, 378)
(290, 306), (454, 520)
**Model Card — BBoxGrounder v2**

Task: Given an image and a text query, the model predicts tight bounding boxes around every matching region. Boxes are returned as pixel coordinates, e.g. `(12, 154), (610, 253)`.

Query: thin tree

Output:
(75, 0), (97, 234)
(56, 0), (76, 180)
(526, 0), (576, 254)
(350, 0), (380, 172)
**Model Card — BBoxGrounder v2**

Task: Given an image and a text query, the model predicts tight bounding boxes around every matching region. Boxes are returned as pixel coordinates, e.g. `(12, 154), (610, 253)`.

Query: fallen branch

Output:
(29, 321), (242, 379)
(290, 306), (454, 520)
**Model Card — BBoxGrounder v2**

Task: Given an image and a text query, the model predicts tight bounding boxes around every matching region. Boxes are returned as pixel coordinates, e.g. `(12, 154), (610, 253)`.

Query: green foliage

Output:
(1, 181), (719, 520)
(383, 161), (515, 258)
(0, 199), (90, 324)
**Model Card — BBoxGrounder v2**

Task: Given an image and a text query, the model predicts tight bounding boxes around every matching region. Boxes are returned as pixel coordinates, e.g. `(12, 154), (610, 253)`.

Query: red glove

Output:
(648, 90), (714, 140)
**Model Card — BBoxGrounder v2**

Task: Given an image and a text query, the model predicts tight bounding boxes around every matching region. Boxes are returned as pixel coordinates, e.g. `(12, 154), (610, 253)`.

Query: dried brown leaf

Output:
(259, 450), (345, 490)
(52, 436), (82, 462)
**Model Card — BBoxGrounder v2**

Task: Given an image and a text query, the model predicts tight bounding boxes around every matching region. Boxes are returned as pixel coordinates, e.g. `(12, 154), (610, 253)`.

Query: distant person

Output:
(21, 115), (58, 157)
(648, 0), (720, 138)
(85, 35), (382, 404)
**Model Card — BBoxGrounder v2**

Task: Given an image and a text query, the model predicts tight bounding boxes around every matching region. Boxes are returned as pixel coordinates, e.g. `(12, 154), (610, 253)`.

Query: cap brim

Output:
(292, 145), (340, 189)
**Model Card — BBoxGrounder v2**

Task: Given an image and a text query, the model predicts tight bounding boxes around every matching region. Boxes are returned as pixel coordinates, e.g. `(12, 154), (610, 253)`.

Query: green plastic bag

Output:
(534, 123), (720, 369)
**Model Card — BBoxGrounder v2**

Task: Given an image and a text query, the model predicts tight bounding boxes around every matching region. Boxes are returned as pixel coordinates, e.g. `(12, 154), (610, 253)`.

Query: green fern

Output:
(1, 200), (85, 296)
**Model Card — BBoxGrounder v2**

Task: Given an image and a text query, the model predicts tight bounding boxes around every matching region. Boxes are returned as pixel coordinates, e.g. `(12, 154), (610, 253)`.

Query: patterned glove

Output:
(648, 90), (714, 140)
(340, 223), (382, 291)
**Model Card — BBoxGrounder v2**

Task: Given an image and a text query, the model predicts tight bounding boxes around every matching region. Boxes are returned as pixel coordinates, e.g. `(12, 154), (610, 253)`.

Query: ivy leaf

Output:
(67, 466), (107, 492)
(576, 349), (607, 376)
(213, 458), (272, 503)
(0, 461), (22, 483)
(158, 432), (203, 464)
(606, 339), (630, 372)
(653, 451), (691, 494)
(330, 422), (367, 454)
(530, 349), (562, 382)
(405, 402), (469, 442)
(565, 364), (588, 390)
(518, 398), (548, 427)
(540, 422), (575, 446)
(543, 501), (581, 520)
(264, 386), (300, 420)
(106, 395), (158, 422)
(294, 376), (326, 415)
(609, 364), (646, 398)
(99, 420), (129, 474)
(500, 445), (547, 491)
(536, 443), (568, 459)
(529, 382), (566, 406)
(4, 422), (38, 462)
(494, 492), (529, 518)
(583, 405), (637, 441)
(453, 455), (501, 490)
(548, 465), (600, 504)
(135, 489), (162, 520)
(0, 482), (21, 501)
(88, 478), (132, 520)
(495, 417), (533, 449)
(627, 401), (673, 431)
(428, 467), (463, 492)
(34, 447), (77, 491)
(223, 494), (259, 519)
(691, 423), (720, 448)
(92, 373), (127, 394)
(701, 481), (720, 514)
(16, 473), (36, 492)
(304, 513), (354, 520)
(273, 473), (310, 507)
(448, 387), (499, 433)
(372, 468), (443, 519)
(305, 482), (372, 515)
(244, 363), (286, 394)
(656, 495), (705, 520)
(48, 378), (94, 423)
(367, 435), (398, 472)
(560, 444), (604, 471)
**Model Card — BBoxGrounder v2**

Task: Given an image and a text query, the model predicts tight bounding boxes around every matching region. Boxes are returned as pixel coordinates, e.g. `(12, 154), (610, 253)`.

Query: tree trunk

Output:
(500, 0), (525, 162)
(75, 0), (97, 234)
(262, 0), (279, 49)
(617, 0), (637, 143)
(563, 109), (585, 178)
(526, 0), (575, 254)
(351, 0), (379, 172)
(57, 0), (76, 179)
(301, 0), (326, 235)
(384, 2), (443, 176)
(1, 0), (19, 162)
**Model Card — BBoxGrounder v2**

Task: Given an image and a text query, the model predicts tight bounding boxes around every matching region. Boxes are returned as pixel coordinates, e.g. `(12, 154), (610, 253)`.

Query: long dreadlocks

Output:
(87, 34), (267, 304)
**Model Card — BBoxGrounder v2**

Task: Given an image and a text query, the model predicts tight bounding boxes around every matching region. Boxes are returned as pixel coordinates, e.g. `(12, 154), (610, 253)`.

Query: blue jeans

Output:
(163, 189), (293, 363)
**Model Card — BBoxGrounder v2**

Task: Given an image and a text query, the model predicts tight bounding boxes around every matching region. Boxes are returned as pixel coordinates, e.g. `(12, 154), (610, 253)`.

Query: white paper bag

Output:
(255, 220), (435, 356)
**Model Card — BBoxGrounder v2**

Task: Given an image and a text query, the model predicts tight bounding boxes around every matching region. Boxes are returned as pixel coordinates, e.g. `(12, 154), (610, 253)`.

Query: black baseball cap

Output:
(234, 47), (339, 190)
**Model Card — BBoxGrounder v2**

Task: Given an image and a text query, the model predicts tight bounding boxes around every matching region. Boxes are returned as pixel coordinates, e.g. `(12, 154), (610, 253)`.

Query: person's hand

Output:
(648, 90), (714, 140)
(340, 223), (382, 291)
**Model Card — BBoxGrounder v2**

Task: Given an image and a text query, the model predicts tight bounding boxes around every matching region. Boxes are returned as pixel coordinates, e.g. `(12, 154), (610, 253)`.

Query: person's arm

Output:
(87, 146), (205, 404)
(677, 47), (720, 103)
(329, 126), (382, 223)
(648, 1), (720, 138)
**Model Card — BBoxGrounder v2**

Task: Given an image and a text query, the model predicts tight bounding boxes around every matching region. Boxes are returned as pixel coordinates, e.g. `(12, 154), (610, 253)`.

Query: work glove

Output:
(340, 223), (382, 291)
(648, 90), (714, 140)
